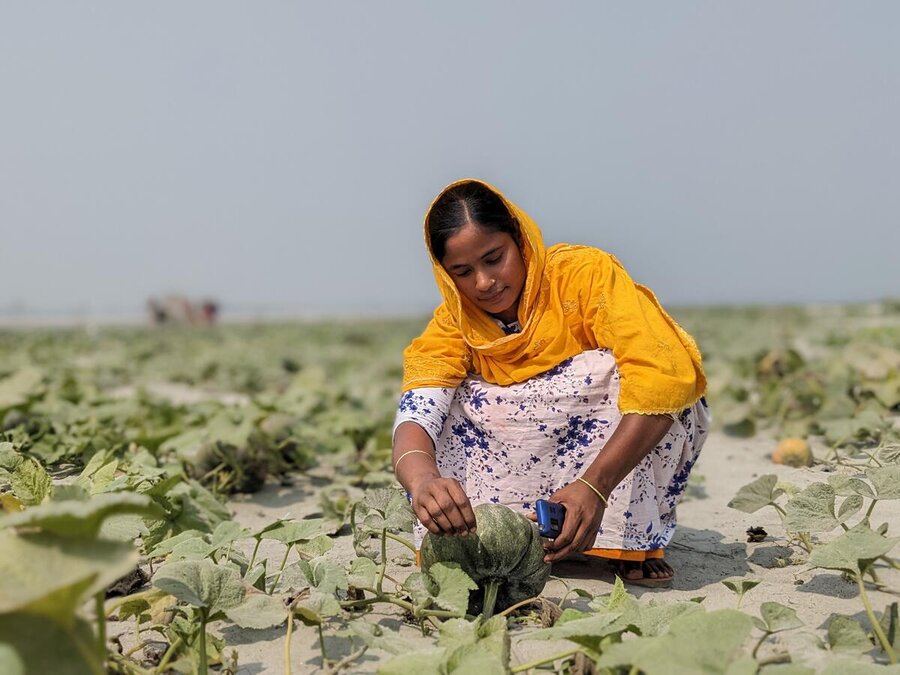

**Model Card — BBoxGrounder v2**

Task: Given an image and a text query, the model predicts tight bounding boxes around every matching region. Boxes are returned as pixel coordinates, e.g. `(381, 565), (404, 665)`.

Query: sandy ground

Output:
(115, 428), (892, 674)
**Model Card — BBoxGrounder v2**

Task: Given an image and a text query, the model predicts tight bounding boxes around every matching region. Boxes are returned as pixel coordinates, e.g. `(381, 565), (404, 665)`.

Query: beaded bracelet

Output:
(576, 477), (609, 506)
(393, 449), (435, 472)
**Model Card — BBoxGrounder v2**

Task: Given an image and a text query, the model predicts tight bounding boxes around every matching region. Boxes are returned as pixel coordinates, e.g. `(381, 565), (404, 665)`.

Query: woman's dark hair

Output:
(427, 182), (520, 261)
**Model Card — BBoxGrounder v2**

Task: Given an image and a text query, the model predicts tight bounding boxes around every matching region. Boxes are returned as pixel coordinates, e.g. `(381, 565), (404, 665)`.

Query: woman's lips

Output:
(481, 287), (506, 304)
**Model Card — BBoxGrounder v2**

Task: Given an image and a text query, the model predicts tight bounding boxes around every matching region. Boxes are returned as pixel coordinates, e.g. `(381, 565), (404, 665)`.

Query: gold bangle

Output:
(393, 449), (435, 472)
(576, 477), (609, 506)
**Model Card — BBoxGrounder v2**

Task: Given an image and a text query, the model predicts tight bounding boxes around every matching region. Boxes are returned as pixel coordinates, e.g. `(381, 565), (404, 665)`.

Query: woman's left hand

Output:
(529, 480), (606, 563)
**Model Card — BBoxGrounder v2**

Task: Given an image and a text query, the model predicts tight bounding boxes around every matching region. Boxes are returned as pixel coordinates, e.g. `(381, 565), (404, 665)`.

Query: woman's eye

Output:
(455, 269), (471, 278)
(485, 256), (501, 265)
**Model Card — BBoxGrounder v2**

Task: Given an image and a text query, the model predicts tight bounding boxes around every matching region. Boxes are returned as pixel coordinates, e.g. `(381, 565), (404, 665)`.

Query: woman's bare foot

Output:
(613, 559), (674, 587)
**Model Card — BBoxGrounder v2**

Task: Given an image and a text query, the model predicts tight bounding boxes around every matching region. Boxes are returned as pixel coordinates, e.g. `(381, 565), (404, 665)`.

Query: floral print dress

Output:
(394, 348), (710, 552)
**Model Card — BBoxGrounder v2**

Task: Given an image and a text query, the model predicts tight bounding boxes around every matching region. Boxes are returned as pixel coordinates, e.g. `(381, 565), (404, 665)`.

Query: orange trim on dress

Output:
(415, 548), (663, 566)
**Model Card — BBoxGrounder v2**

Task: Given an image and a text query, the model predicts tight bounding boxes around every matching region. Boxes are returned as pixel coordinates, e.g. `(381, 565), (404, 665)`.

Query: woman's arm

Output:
(539, 413), (673, 563)
(393, 421), (477, 537)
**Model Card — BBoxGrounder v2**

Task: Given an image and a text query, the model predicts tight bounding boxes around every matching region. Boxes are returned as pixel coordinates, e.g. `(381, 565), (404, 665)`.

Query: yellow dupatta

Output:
(401, 179), (706, 415)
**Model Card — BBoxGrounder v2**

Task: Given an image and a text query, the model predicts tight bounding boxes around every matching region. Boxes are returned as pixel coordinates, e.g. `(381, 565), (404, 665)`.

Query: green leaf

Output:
(0, 367), (44, 412)
(828, 475), (876, 499)
(722, 578), (762, 596)
(0, 613), (101, 675)
(405, 563), (478, 618)
(827, 614), (872, 654)
(597, 609), (755, 675)
(867, 466), (900, 500)
(819, 658), (900, 674)
(837, 495), (864, 523)
(0, 530), (137, 617)
(783, 483), (839, 533)
(294, 534), (334, 558)
(349, 619), (431, 655)
(281, 556), (348, 594)
(0, 492), (158, 538)
(152, 559), (246, 617)
(10, 458), (52, 506)
(378, 649), (446, 675)
(261, 518), (327, 544)
(880, 602), (899, 652)
(293, 589), (341, 625)
(347, 557), (378, 589)
(809, 523), (900, 574)
(728, 475), (782, 514)
(755, 601), (804, 634)
(208, 520), (249, 551)
(225, 592), (288, 629)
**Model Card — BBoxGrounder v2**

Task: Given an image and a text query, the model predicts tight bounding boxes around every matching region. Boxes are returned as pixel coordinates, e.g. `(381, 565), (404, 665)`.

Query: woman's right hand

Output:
(409, 476), (477, 537)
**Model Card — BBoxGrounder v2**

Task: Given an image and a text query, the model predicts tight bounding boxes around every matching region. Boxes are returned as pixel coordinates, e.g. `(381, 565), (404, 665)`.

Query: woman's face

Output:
(440, 222), (527, 325)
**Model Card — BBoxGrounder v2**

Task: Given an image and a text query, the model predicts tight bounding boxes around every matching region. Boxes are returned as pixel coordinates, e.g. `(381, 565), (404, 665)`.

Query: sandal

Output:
(611, 560), (674, 588)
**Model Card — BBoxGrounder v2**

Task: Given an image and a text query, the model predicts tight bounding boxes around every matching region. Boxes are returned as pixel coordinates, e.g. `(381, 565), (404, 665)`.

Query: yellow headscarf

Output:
(402, 179), (706, 415)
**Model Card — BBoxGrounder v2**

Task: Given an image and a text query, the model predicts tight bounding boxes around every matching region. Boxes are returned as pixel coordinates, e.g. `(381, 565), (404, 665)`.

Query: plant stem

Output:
(327, 645), (368, 674)
(153, 636), (182, 675)
(865, 498), (879, 522)
(377, 529), (388, 594)
(856, 572), (897, 663)
(269, 544), (293, 594)
(95, 592), (107, 667)
(284, 609), (294, 675)
(199, 608), (209, 675)
(498, 596), (542, 617)
(247, 537), (262, 572)
(482, 580), (501, 619)
(751, 632), (771, 659)
(510, 648), (580, 673)
(384, 530), (418, 554)
(317, 624), (328, 664)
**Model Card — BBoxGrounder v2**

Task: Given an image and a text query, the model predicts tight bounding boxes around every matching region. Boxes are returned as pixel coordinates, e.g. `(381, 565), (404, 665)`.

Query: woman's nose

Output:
(475, 270), (494, 291)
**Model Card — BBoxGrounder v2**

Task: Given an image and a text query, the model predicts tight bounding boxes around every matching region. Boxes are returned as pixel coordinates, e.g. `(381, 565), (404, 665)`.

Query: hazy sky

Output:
(1, 2), (898, 317)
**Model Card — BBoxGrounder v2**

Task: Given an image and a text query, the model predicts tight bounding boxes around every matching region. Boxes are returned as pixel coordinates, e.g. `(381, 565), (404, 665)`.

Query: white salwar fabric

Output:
(395, 349), (710, 551)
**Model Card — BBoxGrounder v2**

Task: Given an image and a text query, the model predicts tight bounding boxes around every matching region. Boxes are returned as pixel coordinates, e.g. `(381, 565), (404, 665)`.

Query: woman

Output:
(392, 179), (709, 587)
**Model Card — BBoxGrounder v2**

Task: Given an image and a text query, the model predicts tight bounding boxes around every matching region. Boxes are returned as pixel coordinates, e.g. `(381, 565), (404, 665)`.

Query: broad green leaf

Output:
(347, 557), (378, 589)
(294, 534), (334, 558)
(0, 442), (22, 471)
(408, 562), (478, 616)
(524, 611), (625, 643)
(152, 559), (245, 617)
(378, 649), (445, 675)
(262, 518), (327, 544)
(827, 614), (872, 654)
(0, 613), (101, 675)
(837, 495), (864, 523)
(147, 530), (205, 558)
(445, 643), (507, 674)
(0, 530), (137, 617)
(0, 492), (158, 538)
(728, 475), (782, 514)
(281, 556), (348, 594)
(349, 619), (431, 655)
(828, 475), (876, 499)
(867, 466), (900, 500)
(596, 609), (755, 675)
(0, 367), (44, 411)
(783, 483), (839, 533)
(208, 520), (249, 550)
(225, 592), (288, 629)
(754, 601), (804, 634)
(293, 589), (341, 625)
(809, 523), (900, 574)
(10, 458), (52, 505)
(428, 563), (478, 616)
(439, 615), (510, 672)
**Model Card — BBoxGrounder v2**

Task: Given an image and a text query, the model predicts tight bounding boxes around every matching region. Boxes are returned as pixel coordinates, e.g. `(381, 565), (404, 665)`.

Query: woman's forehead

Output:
(441, 224), (512, 265)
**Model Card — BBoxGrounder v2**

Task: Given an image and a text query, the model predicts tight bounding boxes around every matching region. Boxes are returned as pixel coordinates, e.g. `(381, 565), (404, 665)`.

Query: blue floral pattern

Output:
(402, 349), (710, 551)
